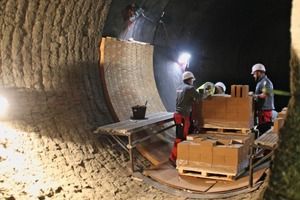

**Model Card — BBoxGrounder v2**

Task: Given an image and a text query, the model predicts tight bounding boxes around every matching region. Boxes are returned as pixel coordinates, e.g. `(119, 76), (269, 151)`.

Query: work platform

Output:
(94, 112), (175, 171)
(249, 129), (278, 187)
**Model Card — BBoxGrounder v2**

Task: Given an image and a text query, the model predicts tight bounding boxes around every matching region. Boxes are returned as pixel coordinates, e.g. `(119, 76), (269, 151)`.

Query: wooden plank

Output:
(97, 112), (171, 130)
(198, 126), (251, 134)
(254, 131), (278, 149)
(115, 113), (173, 134)
(187, 133), (253, 143)
(136, 135), (173, 166)
(201, 121), (254, 131)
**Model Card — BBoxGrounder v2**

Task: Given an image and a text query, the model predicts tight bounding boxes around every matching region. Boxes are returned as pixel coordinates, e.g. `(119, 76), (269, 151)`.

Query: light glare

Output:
(0, 97), (9, 114)
(178, 53), (191, 64)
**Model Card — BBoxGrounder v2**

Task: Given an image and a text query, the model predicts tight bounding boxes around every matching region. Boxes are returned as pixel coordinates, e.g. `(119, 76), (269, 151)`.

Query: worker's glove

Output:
(197, 88), (205, 95)
(248, 91), (259, 101)
(201, 93), (212, 100)
(254, 95), (259, 101)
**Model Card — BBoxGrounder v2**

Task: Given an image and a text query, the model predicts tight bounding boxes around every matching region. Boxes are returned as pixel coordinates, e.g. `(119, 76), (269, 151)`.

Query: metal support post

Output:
(128, 134), (134, 172)
(249, 145), (254, 188)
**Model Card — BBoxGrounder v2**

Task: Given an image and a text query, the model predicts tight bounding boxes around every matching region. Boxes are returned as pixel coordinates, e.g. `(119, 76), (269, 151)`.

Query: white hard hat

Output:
(182, 71), (196, 81)
(215, 82), (226, 92)
(251, 63), (266, 74)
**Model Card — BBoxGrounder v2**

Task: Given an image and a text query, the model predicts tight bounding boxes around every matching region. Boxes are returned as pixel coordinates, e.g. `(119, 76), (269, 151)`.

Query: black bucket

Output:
(132, 105), (147, 119)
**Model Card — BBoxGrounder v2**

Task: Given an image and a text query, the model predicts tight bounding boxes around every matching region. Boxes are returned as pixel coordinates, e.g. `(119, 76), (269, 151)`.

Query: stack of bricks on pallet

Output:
(177, 132), (255, 176)
(193, 85), (254, 130)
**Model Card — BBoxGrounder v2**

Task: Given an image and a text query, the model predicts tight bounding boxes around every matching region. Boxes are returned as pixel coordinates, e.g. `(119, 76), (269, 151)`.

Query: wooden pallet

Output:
(177, 167), (240, 181)
(195, 126), (251, 135)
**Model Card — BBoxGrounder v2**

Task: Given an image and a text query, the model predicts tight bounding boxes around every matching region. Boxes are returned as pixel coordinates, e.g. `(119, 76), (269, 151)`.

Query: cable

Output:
(123, 19), (136, 40)
(152, 0), (172, 44)
(141, 13), (155, 23)
(160, 20), (170, 42)
(123, 5), (137, 40)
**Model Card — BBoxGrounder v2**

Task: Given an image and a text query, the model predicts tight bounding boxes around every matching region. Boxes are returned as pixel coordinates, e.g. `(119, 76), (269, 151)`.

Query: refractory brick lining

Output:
(100, 37), (166, 121)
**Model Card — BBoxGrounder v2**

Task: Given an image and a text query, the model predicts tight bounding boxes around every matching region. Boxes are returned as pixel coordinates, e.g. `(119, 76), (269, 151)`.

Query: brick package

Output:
(193, 85), (254, 130)
(177, 133), (254, 175)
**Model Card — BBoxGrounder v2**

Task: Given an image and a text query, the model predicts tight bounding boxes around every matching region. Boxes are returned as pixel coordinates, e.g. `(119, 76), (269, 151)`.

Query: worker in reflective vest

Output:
(197, 81), (227, 95)
(196, 82), (215, 96)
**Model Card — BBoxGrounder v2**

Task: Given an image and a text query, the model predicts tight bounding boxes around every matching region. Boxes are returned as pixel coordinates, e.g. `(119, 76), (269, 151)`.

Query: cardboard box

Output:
(236, 85), (242, 98)
(215, 112), (227, 119)
(189, 143), (202, 162)
(231, 85), (249, 98)
(177, 133), (253, 176)
(202, 112), (215, 119)
(193, 94), (254, 130)
(277, 107), (287, 119)
(273, 117), (285, 134)
(225, 112), (238, 120)
(277, 111), (287, 119)
(194, 138), (216, 147)
(224, 144), (244, 164)
(177, 141), (190, 161)
(231, 85), (236, 97)
(226, 97), (239, 106)
(212, 155), (225, 165)
(200, 154), (213, 164)
(213, 145), (227, 156)
(242, 85), (249, 98)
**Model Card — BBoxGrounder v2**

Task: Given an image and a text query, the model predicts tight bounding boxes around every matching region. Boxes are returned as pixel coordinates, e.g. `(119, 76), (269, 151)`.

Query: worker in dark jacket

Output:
(169, 71), (205, 166)
(251, 63), (275, 134)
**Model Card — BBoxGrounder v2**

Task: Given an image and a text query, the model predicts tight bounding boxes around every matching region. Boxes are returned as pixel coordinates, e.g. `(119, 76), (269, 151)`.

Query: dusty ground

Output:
(0, 124), (267, 200)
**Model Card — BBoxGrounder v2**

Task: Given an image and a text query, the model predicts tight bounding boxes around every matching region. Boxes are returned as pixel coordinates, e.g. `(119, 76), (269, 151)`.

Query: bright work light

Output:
(178, 52), (191, 71)
(178, 53), (191, 64)
(0, 96), (9, 114)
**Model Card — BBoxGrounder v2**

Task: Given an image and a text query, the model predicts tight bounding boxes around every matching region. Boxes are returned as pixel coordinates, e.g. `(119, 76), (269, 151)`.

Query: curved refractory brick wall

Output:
(100, 37), (167, 121)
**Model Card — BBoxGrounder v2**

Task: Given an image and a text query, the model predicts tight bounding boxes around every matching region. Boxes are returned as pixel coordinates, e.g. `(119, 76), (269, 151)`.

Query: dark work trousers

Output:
(169, 113), (190, 162)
